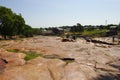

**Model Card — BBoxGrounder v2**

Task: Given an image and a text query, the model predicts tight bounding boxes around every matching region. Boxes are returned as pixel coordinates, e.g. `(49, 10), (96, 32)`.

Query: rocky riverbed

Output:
(0, 36), (120, 80)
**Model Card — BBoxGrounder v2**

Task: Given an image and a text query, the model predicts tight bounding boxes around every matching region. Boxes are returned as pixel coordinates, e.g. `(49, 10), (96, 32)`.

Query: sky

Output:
(0, 0), (120, 28)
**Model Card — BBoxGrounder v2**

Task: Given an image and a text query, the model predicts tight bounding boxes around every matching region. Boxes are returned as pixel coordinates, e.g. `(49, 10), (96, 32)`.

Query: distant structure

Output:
(51, 27), (64, 35)
(57, 28), (64, 34)
(107, 25), (119, 43)
(42, 27), (64, 36)
(109, 26), (118, 36)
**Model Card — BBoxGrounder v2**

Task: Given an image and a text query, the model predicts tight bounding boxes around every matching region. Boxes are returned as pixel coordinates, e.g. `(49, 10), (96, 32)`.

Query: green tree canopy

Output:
(22, 24), (33, 37)
(0, 6), (25, 39)
(70, 23), (84, 33)
(13, 13), (25, 35)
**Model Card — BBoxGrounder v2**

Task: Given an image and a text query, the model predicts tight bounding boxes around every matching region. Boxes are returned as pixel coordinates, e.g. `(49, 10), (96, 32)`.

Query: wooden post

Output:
(118, 35), (120, 44)
(112, 36), (115, 43)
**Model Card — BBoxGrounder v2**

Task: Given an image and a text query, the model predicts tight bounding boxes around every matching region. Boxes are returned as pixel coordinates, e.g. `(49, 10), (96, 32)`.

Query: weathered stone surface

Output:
(0, 36), (120, 80)
(65, 63), (88, 80)
(0, 58), (6, 73)
(28, 57), (66, 80)
(1, 64), (53, 80)
(108, 61), (120, 71)
(0, 57), (66, 80)
(96, 63), (119, 72)
(65, 62), (98, 80)
(0, 48), (26, 67)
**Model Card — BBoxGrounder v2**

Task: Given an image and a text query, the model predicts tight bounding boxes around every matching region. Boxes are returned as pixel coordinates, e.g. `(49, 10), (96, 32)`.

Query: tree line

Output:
(1, 6), (120, 39)
(44, 23), (120, 33)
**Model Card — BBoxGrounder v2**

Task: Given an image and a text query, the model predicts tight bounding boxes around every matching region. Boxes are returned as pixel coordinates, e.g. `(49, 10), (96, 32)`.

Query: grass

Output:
(7, 49), (20, 53)
(63, 29), (108, 38)
(23, 51), (41, 61)
(82, 29), (108, 37)
(7, 49), (75, 64)
(7, 49), (42, 61)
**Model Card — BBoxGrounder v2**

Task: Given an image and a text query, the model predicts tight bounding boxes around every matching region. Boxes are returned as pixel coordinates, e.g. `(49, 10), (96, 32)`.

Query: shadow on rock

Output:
(109, 64), (120, 71)
(83, 37), (116, 45)
(94, 73), (120, 80)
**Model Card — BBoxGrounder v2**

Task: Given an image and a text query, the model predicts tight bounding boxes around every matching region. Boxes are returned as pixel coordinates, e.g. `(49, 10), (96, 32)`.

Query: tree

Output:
(86, 25), (95, 31)
(76, 23), (84, 32)
(32, 28), (43, 35)
(0, 6), (14, 39)
(70, 23), (84, 33)
(0, 6), (25, 39)
(70, 25), (77, 33)
(13, 13), (25, 35)
(22, 24), (33, 37)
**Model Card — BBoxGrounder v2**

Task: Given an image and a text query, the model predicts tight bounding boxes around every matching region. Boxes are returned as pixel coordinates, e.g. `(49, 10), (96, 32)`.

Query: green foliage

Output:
(23, 51), (40, 61)
(82, 29), (108, 37)
(84, 25), (95, 31)
(32, 28), (43, 35)
(1, 6), (119, 38)
(70, 23), (84, 33)
(22, 24), (33, 37)
(7, 48), (75, 63)
(0, 6), (39, 39)
(0, 6), (14, 39)
(13, 13), (25, 35)
(0, 6), (25, 39)
(7, 49), (42, 61)
(7, 49), (20, 53)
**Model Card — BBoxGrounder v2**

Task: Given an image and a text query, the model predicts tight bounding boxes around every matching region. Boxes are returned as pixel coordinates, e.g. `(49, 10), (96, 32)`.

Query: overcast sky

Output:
(0, 0), (120, 27)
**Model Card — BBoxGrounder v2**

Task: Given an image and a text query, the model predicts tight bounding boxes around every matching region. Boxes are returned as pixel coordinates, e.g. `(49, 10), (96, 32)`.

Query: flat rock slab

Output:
(0, 36), (120, 80)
